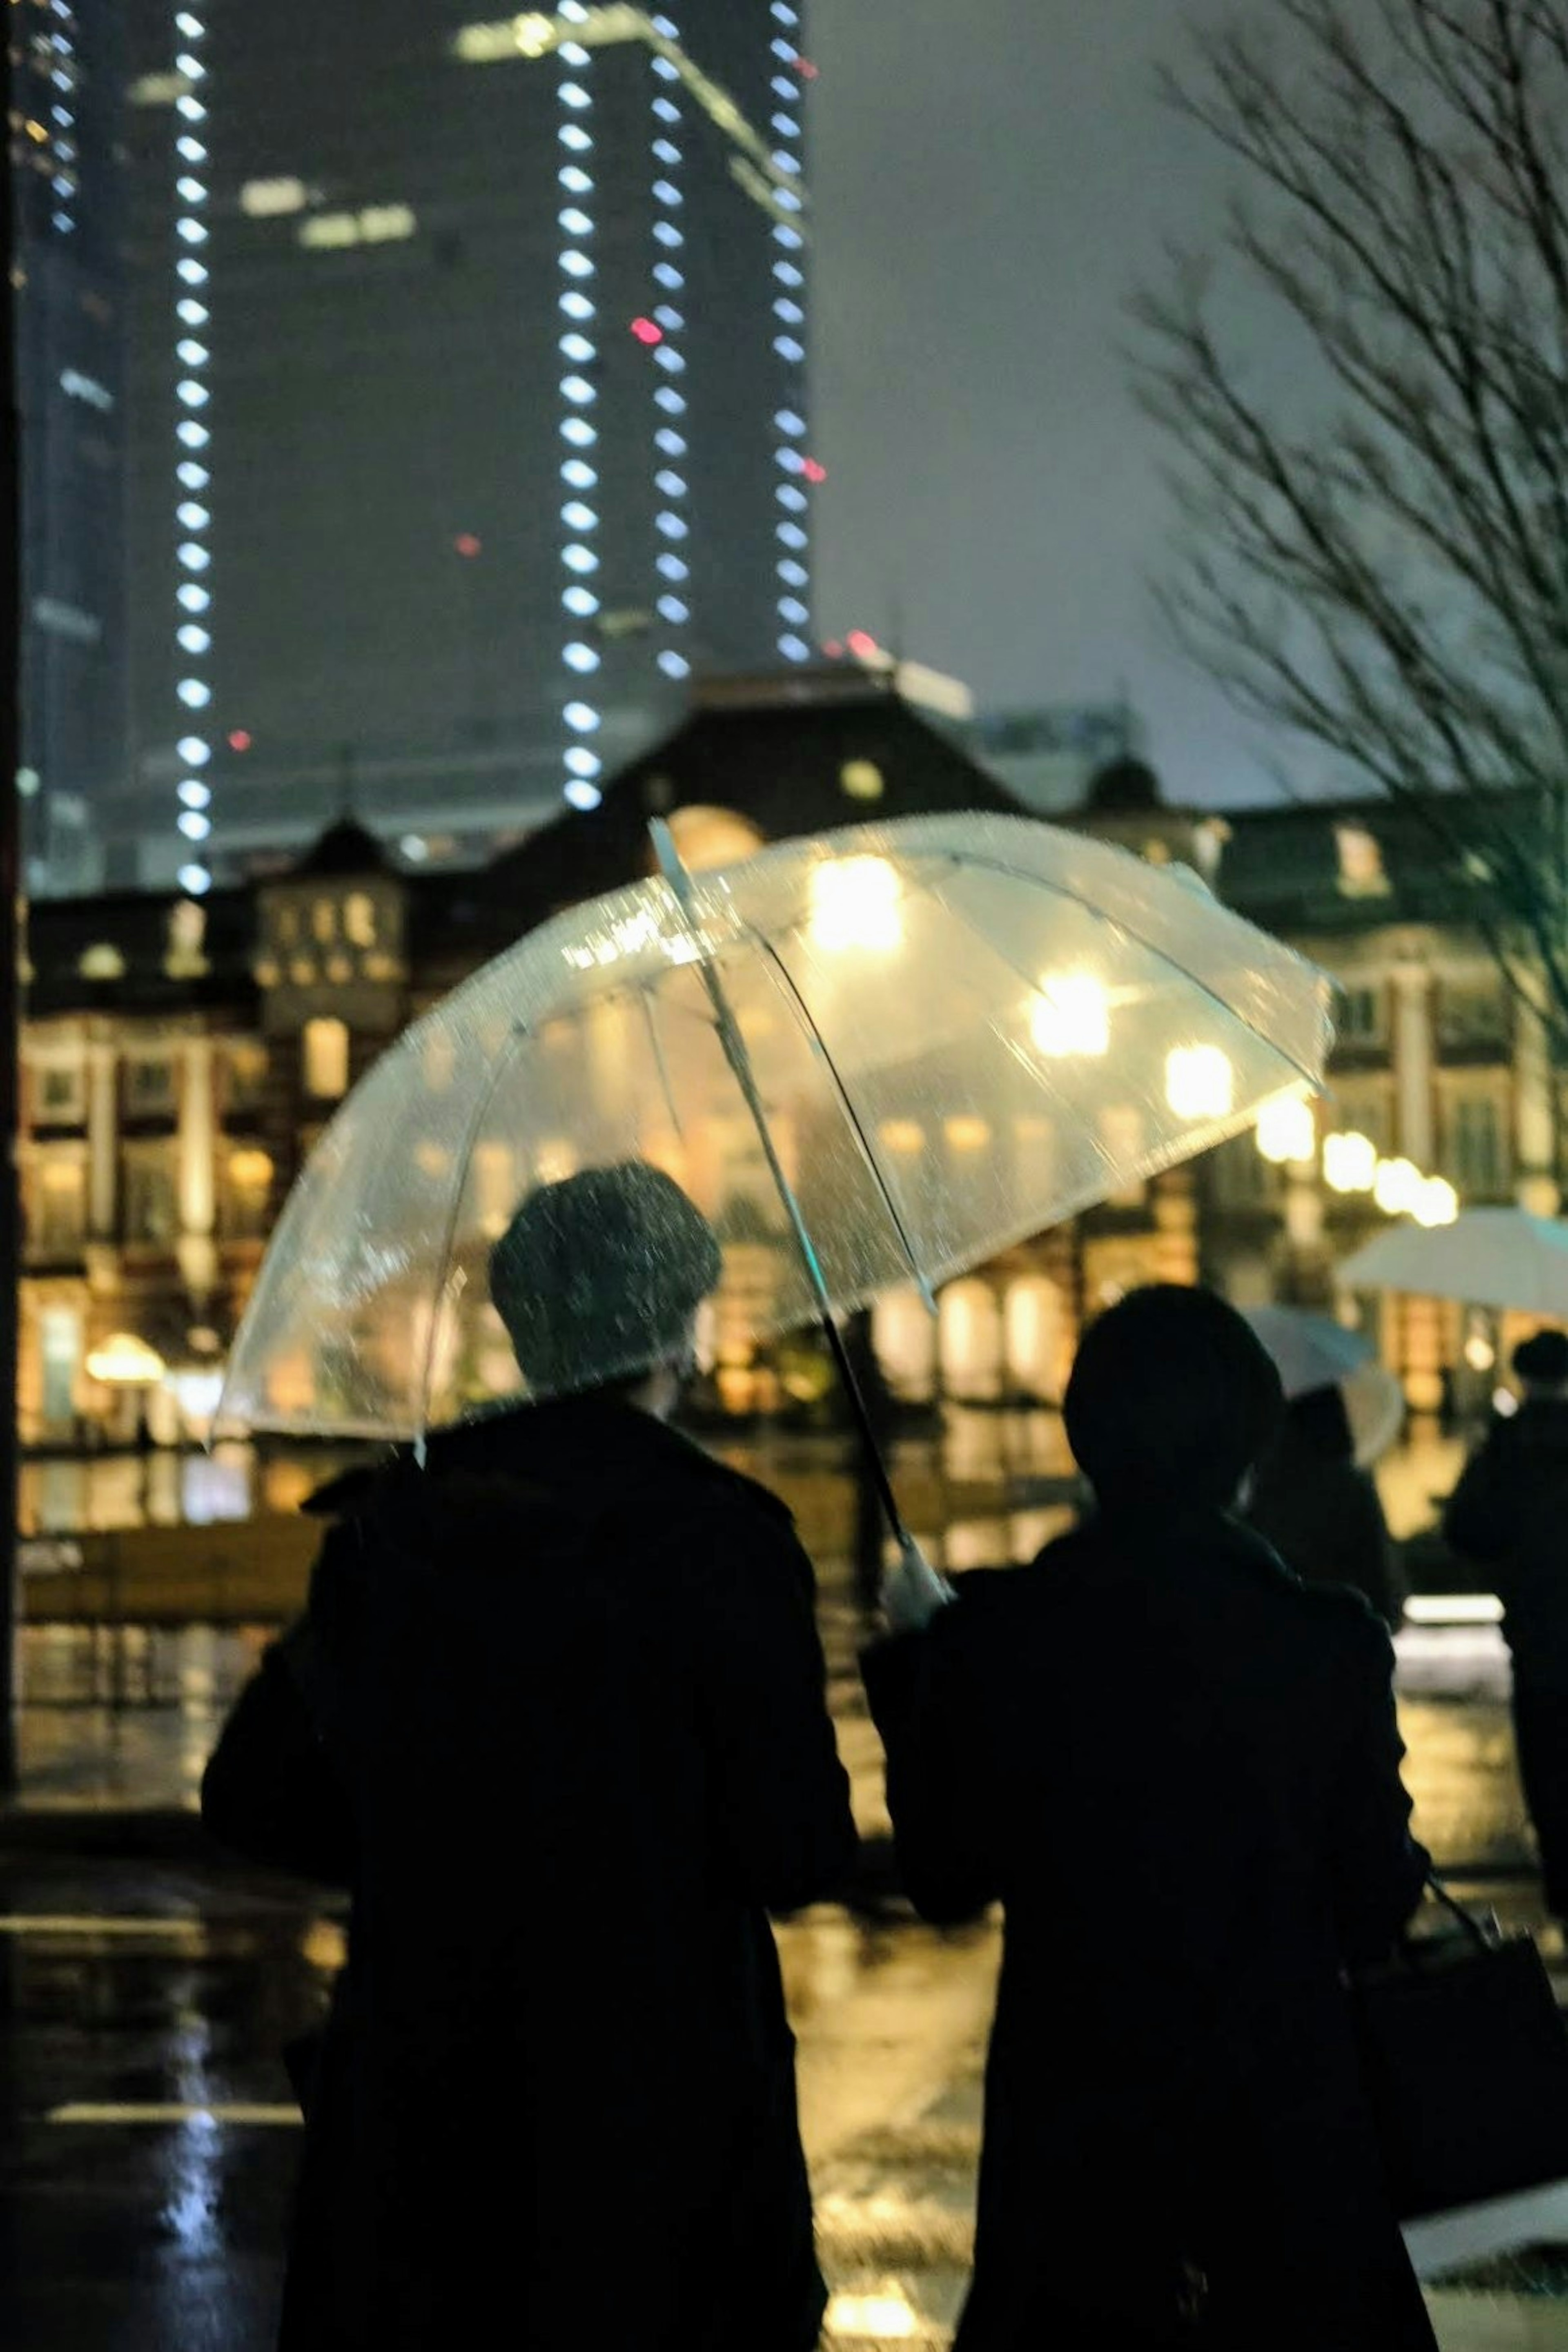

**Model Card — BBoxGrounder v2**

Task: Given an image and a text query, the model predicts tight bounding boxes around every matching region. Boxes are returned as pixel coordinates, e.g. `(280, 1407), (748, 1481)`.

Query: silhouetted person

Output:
(203, 1162), (857, 2352)
(1246, 1382), (1405, 1629)
(866, 1285), (1434, 2352)
(1445, 1327), (1568, 1920)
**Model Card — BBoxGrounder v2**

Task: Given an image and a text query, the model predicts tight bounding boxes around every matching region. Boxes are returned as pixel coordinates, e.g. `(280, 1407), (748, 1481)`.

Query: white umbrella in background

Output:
(1338, 1207), (1568, 1317)
(1242, 1305), (1403, 1466)
(1242, 1305), (1373, 1395)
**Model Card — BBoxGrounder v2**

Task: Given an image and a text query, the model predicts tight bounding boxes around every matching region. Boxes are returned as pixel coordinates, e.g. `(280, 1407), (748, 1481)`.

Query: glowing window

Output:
(563, 641), (599, 673)
(561, 458), (597, 488)
(558, 205), (593, 235)
(559, 331), (595, 362)
(654, 387), (686, 414)
(561, 544), (598, 574)
(655, 469), (686, 497)
(559, 249), (595, 278)
(559, 289), (595, 318)
(777, 522), (807, 549)
(561, 499), (597, 529)
(657, 650), (690, 679)
(242, 176), (307, 216)
(653, 263), (684, 290)
(561, 418), (597, 446)
(656, 553), (688, 581)
(564, 780), (602, 811)
(655, 428), (686, 456)
(563, 700), (600, 732)
(656, 594), (688, 623)
(303, 1018), (350, 1101)
(559, 81), (590, 107)
(558, 123), (592, 151)
(562, 586), (599, 616)
(565, 747), (601, 778)
(778, 634), (809, 661)
(559, 165), (592, 192)
(653, 96), (681, 123)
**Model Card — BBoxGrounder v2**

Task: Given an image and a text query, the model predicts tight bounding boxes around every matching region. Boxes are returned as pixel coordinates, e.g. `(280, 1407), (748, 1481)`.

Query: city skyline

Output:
(114, 0), (812, 894)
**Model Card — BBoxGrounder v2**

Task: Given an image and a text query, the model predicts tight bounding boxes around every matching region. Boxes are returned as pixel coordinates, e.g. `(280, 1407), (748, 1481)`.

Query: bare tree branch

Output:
(1134, 0), (1568, 1055)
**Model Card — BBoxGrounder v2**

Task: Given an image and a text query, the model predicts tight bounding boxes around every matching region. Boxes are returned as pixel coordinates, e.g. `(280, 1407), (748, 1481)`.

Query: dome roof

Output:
(1085, 755), (1163, 814)
(290, 817), (392, 880)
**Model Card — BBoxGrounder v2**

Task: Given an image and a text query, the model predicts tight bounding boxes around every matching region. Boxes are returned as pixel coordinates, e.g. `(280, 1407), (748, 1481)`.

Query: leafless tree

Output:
(1134, 0), (1568, 1045)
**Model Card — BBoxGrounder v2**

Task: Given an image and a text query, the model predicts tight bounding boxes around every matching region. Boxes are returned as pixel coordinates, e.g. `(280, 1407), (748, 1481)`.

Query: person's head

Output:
(489, 1160), (722, 1417)
(1281, 1381), (1355, 1465)
(1513, 1328), (1568, 1399)
(1064, 1283), (1283, 1517)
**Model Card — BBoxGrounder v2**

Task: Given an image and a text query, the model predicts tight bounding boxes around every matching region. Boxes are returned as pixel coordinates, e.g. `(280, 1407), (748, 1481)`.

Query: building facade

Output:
(18, 676), (1558, 1446)
(114, 0), (815, 895)
(11, 0), (130, 895)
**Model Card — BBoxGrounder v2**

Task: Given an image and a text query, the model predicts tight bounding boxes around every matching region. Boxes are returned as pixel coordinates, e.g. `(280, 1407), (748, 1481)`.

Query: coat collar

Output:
(303, 1395), (790, 1525)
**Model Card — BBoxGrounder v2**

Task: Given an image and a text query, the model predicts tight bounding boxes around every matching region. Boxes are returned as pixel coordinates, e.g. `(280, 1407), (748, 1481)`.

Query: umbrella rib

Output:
(412, 1020), (529, 1458)
(744, 925), (937, 1312)
(640, 988), (684, 1140)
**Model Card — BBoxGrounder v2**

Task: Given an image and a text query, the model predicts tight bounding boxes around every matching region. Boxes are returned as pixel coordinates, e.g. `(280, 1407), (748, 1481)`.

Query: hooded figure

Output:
(1245, 1383), (1404, 1629)
(1445, 1327), (1568, 1919)
(203, 1161), (857, 2352)
(864, 1285), (1434, 2352)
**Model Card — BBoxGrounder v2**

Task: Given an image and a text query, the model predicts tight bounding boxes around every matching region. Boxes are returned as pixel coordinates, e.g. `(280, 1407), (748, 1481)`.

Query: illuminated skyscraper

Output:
(118, 0), (814, 889)
(11, 0), (129, 893)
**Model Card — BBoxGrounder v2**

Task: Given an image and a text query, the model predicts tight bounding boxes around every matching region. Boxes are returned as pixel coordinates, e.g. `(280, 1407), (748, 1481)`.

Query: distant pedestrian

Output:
(865, 1285), (1434, 2351)
(1444, 1327), (1568, 1922)
(1245, 1382), (1405, 1628)
(203, 1161), (857, 2352)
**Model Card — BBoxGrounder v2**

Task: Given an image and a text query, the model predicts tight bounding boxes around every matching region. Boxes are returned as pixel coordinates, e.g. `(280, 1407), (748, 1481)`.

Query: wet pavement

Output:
(6, 1419), (1568, 2348)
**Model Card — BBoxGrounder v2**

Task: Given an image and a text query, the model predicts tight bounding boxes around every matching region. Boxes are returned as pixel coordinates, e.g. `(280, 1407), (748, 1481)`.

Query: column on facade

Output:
(1514, 980), (1559, 1215)
(1391, 960), (1435, 1167)
(86, 1037), (118, 1240)
(177, 1033), (218, 1303)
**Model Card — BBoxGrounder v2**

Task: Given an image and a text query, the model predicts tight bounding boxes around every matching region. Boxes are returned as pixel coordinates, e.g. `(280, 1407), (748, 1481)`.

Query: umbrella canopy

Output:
(1342, 1363), (1406, 1468)
(1338, 1208), (1568, 1316)
(1241, 1305), (1375, 1399)
(220, 811), (1332, 1441)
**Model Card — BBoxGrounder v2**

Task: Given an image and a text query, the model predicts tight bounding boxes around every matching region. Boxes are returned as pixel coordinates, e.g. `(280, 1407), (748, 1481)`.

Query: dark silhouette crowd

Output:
(205, 1166), (1465, 2349)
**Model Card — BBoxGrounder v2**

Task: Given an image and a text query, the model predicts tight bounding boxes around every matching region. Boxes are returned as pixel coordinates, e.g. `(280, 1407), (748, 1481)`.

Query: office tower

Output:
(11, 0), (128, 893)
(121, 0), (814, 891)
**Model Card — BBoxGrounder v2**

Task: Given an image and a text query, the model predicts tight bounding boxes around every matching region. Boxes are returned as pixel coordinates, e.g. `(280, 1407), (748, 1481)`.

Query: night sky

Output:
(810, 0), (1314, 809)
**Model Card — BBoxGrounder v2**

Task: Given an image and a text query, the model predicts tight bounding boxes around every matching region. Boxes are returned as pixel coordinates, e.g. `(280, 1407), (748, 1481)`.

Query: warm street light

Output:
(1165, 1043), (1234, 1121)
(85, 1333), (168, 1387)
(1254, 1091), (1315, 1164)
(1323, 1130), (1378, 1193)
(1030, 972), (1110, 1059)
(807, 855), (902, 951)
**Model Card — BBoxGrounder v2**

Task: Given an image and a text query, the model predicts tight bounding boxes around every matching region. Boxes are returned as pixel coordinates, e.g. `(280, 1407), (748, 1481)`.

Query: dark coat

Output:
(1246, 1392), (1403, 1629)
(863, 1511), (1434, 2352)
(203, 1398), (858, 2352)
(1444, 1397), (1568, 1688)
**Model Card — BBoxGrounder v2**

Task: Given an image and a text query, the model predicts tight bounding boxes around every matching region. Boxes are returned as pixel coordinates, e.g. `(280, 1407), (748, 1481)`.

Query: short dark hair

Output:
(1514, 1329), (1568, 1387)
(1065, 1283), (1283, 1513)
(490, 1160), (722, 1400)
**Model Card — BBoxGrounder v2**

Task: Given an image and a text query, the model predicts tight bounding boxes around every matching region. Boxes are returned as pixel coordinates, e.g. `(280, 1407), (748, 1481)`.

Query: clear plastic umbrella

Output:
(220, 811), (1333, 1461)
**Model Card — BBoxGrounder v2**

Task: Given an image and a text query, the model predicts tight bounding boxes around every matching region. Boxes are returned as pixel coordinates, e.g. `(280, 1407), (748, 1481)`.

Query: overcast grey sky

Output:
(808, 0), (1303, 807)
